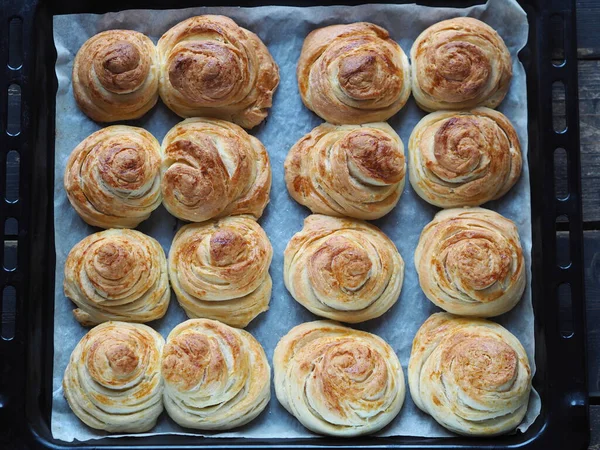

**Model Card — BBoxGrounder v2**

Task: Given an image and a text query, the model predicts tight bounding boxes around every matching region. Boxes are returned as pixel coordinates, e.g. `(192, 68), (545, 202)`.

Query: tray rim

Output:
(0, 0), (589, 449)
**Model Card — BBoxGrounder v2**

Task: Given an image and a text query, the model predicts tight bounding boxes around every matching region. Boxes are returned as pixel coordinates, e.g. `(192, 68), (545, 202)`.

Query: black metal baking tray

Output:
(0, 0), (588, 448)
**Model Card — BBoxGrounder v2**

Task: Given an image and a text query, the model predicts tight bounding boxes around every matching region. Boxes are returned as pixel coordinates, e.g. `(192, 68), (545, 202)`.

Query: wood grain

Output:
(592, 405), (600, 450)
(577, 0), (600, 58)
(577, 61), (600, 223)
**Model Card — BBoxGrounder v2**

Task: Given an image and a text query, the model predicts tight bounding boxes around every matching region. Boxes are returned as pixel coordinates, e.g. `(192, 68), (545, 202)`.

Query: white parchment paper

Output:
(52, 0), (539, 442)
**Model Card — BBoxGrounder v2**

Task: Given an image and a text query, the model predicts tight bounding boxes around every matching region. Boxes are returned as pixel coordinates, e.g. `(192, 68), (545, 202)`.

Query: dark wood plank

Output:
(577, 0), (600, 58)
(576, 60), (600, 223)
(591, 405), (600, 450)
(592, 406), (600, 450)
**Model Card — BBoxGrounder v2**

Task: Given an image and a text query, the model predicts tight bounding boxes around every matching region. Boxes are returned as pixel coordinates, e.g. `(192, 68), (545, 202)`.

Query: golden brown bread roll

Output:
(274, 320), (405, 436)
(297, 23), (411, 124)
(411, 18), (512, 112)
(157, 15), (279, 129)
(73, 30), (159, 122)
(408, 313), (532, 436)
(64, 125), (162, 229)
(63, 322), (164, 433)
(160, 118), (271, 222)
(285, 122), (406, 220)
(284, 214), (403, 323)
(408, 108), (521, 208)
(415, 207), (525, 317)
(161, 319), (270, 430)
(168, 216), (272, 328)
(64, 229), (170, 326)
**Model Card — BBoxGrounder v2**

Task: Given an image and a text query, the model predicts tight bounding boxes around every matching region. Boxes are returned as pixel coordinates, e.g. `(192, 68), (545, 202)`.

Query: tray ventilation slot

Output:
(8, 17), (23, 71)
(5, 151), (19, 203)
(550, 14), (565, 67)
(552, 81), (566, 133)
(556, 215), (571, 269)
(4, 218), (17, 237)
(554, 148), (569, 200)
(558, 283), (574, 339)
(3, 240), (16, 272)
(1, 286), (16, 341)
(6, 84), (21, 136)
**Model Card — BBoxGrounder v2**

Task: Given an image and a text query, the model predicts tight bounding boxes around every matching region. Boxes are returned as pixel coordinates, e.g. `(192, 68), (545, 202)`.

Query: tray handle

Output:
(527, 0), (589, 447)
(0, 0), (36, 443)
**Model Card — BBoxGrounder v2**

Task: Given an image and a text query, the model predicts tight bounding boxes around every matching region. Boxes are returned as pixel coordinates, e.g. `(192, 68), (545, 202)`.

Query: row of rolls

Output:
(72, 16), (512, 127)
(64, 208), (525, 329)
(64, 315), (531, 437)
(65, 108), (521, 228)
(62, 12), (532, 439)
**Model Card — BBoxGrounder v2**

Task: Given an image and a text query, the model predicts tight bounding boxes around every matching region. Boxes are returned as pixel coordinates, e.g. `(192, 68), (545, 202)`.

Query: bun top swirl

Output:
(408, 108), (521, 208)
(274, 320), (405, 436)
(409, 313), (532, 436)
(160, 118), (271, 222)
(62, 322), (164, 433)
(72, 30), (159, 122)
(157, 15), (279, 129)
(161, 318), (270, 430)
(415, 207), (526, 317)
(284, 214), (404, 323)
(64, 229), (170, 326)
(64, 125), (162, 229)
(285, 122), (406, 220)
(411, 18), (512, 112)
(297, 22), (411, 124)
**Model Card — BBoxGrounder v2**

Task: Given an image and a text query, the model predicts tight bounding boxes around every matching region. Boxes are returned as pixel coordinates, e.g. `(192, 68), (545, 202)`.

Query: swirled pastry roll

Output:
(73, 30), (159, 122)
(161, 319), (270, 430)
(161, 118), (271, 222)
(415, 208), (525, 317)
(64, 229), (170, 326)
(64, 126), (162, 229)
(408, 313), (532, 436)
(169, 216), (272, 328)
(408, 108), (521, 208)
(274, 320), (405, 436)
(284, 215), (403, 323)
(157, 15), (279, 129)
(63, 322), (164, 433)
(297, 23), (411, 124)
(285, 122), (406, 220)
(411, 18), (512, 112)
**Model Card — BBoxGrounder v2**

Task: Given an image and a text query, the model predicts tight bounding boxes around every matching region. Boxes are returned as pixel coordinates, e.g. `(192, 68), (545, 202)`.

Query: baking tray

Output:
(0, 0), (588, 448)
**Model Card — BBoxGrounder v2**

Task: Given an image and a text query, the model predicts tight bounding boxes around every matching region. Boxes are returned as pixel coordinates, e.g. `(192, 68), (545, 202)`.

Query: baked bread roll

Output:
(157, 15), (279, 129)
(284, 215), (403, 323)
(285, 122), (406, 220)
(64, 125), (162, 228)
(408, 312), (532, 436)
(161, 118), (271, 222)
(64, 229), (170, 326)
(274, 320), (405, 436)
(297, 23), (411, 124)
(169, 216), (272, 328)
(415, 207), (525, 317)
(408, 108), (521, 208)
(411, 18), (512, 112)
(161, 319), (270, 430)
(73, 30), (159, 122)
(63, 322), (164, 433)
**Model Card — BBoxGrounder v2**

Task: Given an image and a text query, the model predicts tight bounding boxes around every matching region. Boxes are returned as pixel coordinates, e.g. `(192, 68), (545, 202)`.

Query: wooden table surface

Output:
(574, 1), (600, 448)
(0, 1), (598, 448)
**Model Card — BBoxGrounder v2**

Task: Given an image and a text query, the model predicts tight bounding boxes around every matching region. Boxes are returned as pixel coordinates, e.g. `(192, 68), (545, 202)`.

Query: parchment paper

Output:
(52, 0), (539, 442)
